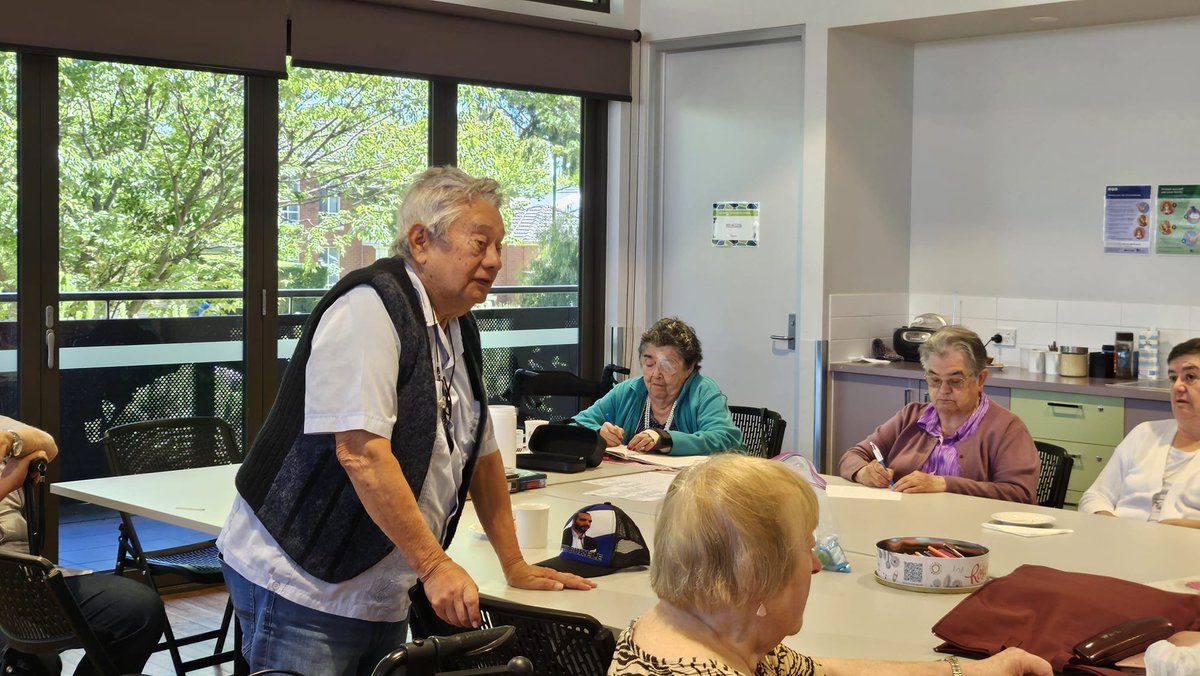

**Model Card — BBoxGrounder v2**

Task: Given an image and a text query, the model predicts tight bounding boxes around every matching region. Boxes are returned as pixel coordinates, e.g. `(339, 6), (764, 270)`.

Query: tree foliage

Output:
(0, 57), (584, 319)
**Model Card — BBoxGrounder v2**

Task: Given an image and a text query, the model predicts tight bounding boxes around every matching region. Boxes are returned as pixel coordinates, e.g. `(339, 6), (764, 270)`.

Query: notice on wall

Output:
(1155, 185), (1200, 255)
(711, 201), (759, 247)
(1103, 185), (1152, 254)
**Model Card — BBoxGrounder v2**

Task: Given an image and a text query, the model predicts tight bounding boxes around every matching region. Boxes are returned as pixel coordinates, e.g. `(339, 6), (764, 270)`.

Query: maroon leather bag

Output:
(931, 564), (1200, 674)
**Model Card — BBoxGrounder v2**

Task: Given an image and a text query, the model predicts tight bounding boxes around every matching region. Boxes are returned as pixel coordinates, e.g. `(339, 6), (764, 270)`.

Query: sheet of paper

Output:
(605, 445), (706, 469)
(824, 484), (902, 500)
(582, 471), (676, 501)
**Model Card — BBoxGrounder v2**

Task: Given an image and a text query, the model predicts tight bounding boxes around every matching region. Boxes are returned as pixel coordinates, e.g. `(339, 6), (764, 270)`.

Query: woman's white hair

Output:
(651, 453), (819, 615)
(389, 166), (504, 259)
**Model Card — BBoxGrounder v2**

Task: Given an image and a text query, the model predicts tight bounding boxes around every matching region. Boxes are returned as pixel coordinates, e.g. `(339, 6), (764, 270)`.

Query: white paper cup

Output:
(1045, 351), (1060, 376)
(1029, 349), (1045, 374)
(523, 419), (549, 449)
(488, 404), (518, 468)
(514, 503), (550, 549)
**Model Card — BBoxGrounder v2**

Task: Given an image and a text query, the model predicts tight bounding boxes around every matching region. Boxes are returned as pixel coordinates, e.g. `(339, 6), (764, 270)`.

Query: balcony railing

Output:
(0, 286), (581, 482)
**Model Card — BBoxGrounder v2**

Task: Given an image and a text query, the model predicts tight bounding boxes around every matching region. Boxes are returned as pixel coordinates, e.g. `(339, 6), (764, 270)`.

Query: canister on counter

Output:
(1059, 346), (1089, 377)
(1114, 332), (1134, 379)
(1089, 352), (1109, 378)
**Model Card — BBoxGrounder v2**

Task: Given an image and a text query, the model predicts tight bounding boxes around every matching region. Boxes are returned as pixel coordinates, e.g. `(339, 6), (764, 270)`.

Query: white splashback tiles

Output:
(1120, 303), (1192, 331)
(997, 298), (1057, 324)
(1055, 324), (1122, 350)
(829, 315), (909, 341)
(1057, 300), (1122, 327)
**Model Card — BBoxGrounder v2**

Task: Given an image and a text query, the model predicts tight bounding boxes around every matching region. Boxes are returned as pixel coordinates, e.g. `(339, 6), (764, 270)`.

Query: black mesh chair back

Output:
(0, 551), (121, 676)
(409, 585), (615, 676)
(729, 406), (786, 458)
(103, 416), (242, 675)
(1034, 441), (1074, 509)
(510, 363), (629, 424)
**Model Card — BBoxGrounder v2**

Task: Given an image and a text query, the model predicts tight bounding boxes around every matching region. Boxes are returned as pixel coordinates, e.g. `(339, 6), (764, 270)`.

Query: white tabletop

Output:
(50, 462), (1200, 664)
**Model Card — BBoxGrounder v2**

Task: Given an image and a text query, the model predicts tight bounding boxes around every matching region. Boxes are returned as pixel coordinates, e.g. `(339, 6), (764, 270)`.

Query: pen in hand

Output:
(869, 441), (895, 487)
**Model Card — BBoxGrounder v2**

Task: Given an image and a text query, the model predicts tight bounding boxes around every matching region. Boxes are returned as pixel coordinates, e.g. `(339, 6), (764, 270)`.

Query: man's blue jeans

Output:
(223, 563), (409, 675)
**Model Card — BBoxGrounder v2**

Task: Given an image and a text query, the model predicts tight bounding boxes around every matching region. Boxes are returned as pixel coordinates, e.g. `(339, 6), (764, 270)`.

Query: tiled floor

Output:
(58, 501), (216, 572)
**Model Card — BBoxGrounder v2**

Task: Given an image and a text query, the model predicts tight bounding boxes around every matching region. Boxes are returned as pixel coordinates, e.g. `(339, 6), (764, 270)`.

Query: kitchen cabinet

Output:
(1009, 389), (1124, 507)
(1124, 398), (1173, 435)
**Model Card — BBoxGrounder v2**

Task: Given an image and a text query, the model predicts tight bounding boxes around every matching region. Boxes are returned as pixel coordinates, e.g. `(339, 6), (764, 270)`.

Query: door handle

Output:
(769, 313), (796, 351)
(45, 329), (55, 369)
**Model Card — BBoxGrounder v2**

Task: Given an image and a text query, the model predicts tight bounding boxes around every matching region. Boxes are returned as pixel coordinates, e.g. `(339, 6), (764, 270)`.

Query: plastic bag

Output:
(774, 452), (851, 572)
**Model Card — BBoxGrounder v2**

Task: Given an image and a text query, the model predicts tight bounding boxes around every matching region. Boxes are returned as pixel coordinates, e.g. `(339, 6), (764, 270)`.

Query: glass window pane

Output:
(277, 65), (429, 370)
(0, 53), (14, 418)
(457, 85), (583, 408)
(58, 59), (245, 484)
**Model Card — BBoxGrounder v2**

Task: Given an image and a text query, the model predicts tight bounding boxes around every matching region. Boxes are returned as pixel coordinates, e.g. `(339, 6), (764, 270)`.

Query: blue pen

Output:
(869, 441), (894, 487)
(604, 413), (614, 424)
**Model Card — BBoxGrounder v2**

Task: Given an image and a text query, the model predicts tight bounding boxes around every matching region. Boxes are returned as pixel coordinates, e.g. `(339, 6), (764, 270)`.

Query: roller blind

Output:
(0, 0), (287, 76)
(291, 0), (638, 101)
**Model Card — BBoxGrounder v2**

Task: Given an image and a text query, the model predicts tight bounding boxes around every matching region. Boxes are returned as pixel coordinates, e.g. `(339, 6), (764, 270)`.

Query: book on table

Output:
(604, 445), (705, 469)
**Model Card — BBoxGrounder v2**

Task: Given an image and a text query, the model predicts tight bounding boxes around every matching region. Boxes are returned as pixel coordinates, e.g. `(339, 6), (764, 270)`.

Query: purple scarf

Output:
(917, 393), (990, 477)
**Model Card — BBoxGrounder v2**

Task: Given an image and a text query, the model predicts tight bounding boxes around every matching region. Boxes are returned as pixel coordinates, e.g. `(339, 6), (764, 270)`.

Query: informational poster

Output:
(711, 201), (759, 247)
(1102, 185), (1151, 254)
(1156, 185), (1200, 255)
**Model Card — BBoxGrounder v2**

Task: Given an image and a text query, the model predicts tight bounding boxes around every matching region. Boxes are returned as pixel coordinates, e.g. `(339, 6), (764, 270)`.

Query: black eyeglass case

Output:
(525, 423), (606, 468)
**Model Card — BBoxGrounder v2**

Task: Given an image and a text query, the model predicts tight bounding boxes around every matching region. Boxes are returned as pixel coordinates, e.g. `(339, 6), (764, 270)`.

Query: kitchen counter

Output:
(829, 360), (1171, 402)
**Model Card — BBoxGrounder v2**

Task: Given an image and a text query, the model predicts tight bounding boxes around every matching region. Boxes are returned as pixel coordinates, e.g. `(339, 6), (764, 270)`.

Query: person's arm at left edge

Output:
(469, 451), (597, 591)
(0, 416), (59, 497)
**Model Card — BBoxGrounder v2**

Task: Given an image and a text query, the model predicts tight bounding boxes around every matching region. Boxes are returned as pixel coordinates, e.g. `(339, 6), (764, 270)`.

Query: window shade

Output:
(0, 0), (286, 76)
(291, 0), (638, 101)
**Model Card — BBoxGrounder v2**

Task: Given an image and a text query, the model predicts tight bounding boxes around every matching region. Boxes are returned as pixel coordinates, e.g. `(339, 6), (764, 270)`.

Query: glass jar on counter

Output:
(1059, 346), (1089, 377)
(1114, 332), (1134, 379)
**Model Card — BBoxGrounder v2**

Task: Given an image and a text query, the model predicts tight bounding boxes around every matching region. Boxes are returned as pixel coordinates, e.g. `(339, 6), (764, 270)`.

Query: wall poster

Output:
(1102, 185), (1151, 254)
(711, 201), (759, 247)
(1156, 185), (1200, 255)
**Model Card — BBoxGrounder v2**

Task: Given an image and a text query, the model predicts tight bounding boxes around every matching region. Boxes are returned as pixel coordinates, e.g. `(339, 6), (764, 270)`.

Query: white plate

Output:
(990, 511), (1056, 527)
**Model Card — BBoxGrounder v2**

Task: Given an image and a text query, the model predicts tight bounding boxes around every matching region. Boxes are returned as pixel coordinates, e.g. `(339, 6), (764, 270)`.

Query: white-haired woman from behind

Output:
(609, 454), (1051, 675)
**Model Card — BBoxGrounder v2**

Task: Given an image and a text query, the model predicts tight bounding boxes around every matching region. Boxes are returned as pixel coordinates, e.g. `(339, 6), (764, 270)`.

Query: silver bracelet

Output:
(943, 656), (963, 676)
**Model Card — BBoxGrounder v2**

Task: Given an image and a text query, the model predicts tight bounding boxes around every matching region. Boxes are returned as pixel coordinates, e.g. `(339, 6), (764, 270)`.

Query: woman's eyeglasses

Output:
(924, 374), (975, 391)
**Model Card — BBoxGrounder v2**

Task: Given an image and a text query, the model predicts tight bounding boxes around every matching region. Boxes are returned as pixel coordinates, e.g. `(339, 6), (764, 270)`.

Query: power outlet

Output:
(996, 328), (1017, 346)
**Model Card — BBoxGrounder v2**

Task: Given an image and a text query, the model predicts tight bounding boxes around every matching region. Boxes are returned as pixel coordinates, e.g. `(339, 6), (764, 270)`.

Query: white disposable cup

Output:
(1045, 351), (1060, 376)
(1029, 349), (1045, 374)
(513, 503), (550, 549)
(523, 419), (549, 449)
(488, 404), (518, 468)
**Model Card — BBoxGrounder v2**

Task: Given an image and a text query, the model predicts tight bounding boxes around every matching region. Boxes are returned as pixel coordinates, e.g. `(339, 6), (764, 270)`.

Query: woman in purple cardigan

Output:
(839, 326), (1039, 503)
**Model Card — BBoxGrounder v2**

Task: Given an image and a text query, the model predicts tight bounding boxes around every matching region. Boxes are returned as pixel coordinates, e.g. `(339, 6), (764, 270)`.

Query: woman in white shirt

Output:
(1080, 338), (1200, 527)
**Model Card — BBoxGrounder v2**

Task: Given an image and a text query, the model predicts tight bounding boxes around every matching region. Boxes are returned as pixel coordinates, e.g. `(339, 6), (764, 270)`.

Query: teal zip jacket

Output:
(573, 371), (743, 456)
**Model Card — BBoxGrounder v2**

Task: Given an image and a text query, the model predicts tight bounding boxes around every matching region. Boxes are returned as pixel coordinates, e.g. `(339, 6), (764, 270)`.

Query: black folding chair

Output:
(729, 406), (786, 458)
(409, 584), (615, 676)
(0, 551), (122, 676)
(1034, 441), (1074, 509)
(103, 416), (243, 675)
(509, 363), (629, 424)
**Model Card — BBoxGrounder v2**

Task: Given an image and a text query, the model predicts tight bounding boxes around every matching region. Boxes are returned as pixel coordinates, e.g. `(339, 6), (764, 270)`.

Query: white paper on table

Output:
(582, 471), (676, 501)
(605, 445), (706, 469)
(825, 484), (902, 500)
(980, 522), (1073, 537)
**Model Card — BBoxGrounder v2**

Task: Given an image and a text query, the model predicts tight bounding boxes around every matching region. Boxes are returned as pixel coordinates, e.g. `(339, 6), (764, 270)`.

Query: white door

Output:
(658, 39), (804, 450)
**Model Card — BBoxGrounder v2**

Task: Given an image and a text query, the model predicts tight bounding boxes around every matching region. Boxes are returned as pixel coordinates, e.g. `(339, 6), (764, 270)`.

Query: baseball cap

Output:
(536, 502), (650, 577)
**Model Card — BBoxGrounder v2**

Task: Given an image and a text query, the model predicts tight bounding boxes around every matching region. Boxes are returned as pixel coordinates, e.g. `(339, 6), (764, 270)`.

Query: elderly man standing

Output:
(218, 166), (594, 675)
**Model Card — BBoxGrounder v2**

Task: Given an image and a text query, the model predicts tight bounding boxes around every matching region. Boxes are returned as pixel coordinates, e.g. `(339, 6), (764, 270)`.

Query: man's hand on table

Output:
(502, 559), (596, 592)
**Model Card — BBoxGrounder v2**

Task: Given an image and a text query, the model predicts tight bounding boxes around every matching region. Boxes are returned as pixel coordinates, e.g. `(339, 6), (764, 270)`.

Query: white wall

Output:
(909, 16), (1200, 301)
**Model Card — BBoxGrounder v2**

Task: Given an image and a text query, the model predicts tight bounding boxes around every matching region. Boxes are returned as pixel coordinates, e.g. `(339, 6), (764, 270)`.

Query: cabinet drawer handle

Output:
(1046, 402), (1083, 410)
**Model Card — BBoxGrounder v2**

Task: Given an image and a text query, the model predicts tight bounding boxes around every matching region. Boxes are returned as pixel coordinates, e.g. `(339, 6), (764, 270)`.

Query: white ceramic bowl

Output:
(875, 536), (989, 593)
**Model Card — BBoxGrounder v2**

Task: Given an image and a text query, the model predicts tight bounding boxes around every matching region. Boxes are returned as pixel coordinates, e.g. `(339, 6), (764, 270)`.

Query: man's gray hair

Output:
(390, 166), (504, 259)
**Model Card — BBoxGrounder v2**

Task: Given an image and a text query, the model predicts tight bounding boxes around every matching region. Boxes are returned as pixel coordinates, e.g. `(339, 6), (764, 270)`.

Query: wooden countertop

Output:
(830, 360), (1171, 402)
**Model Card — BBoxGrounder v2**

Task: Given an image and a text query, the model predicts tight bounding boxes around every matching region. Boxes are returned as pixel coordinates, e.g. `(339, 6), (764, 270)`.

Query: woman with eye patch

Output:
(838, 326), (1039, 503)
(1080, 337), (1200, 527)
(573, 317), (744, 456)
